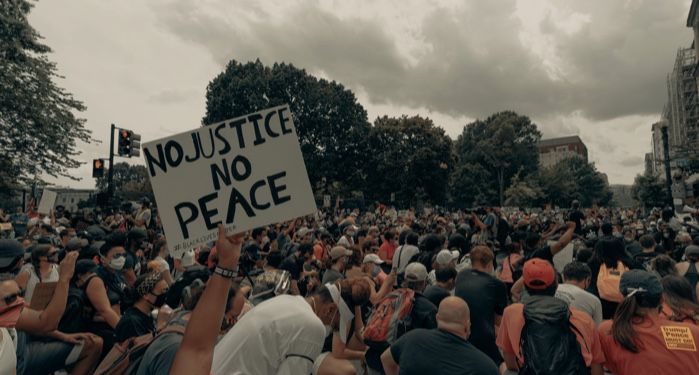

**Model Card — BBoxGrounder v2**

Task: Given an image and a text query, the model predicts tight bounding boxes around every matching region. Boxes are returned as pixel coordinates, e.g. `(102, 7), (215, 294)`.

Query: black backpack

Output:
(58, 276), (97, 334)
(519, 295), (590, 375)
(685, 262), (699, 292)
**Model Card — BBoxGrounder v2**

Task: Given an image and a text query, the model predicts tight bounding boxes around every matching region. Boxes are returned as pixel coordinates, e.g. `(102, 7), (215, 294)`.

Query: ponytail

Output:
(612, 291), (662, 353)
(612, 295), (640, 352)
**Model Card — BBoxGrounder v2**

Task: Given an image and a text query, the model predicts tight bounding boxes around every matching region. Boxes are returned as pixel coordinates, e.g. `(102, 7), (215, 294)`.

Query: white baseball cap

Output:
(363, 253), (384, 264)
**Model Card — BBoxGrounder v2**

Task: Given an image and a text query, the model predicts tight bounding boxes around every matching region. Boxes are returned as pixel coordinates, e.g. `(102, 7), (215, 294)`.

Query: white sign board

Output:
(143, 105), (316, 257)
(323, 195), (331, 208)
(37, 190), (57, 215)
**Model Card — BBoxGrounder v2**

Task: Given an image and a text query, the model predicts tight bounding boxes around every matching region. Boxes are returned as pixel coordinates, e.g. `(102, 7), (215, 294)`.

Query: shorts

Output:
(24, 336), (82, 375)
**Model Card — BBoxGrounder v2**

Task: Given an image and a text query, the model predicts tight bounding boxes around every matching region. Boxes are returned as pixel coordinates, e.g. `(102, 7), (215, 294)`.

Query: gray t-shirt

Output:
(392, 245), (419, 274)
(555, 283), (603, 324)
(322, 268), (344, 285)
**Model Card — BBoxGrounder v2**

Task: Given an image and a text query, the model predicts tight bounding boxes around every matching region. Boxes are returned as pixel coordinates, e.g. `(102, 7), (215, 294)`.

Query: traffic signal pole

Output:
(108, 123), (115, 199)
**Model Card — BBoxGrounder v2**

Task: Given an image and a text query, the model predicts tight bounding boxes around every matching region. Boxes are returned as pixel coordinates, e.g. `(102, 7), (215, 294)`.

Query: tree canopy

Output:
(203, 60), (370, 195)
(95, 162), (152, 202)
(0, 0), (92, 194)
(364, 115), (454, 206)
(451, 111), (541, 206)
(631, 172), (667, 211)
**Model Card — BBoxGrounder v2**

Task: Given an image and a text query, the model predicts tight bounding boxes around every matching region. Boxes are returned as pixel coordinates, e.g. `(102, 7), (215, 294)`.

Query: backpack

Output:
(94, 321), (186, 375)
(519, 295), (590, 375)
(685, 262), (699, 291)
(597, 261), (628, 303)
(58, 276), (97, 334)
(363, 289), (415, 348)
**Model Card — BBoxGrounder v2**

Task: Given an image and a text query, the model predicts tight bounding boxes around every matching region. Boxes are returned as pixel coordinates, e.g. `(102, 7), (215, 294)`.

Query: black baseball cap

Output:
(0, 239), (25, 268)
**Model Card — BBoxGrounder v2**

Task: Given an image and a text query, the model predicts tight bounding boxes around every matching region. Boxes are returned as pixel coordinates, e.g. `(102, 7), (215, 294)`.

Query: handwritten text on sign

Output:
(143, 105), (316, 257)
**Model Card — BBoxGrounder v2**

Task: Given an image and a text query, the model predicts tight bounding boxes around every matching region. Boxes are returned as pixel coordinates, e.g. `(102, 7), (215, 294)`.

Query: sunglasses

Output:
(2, 289), (24, 305)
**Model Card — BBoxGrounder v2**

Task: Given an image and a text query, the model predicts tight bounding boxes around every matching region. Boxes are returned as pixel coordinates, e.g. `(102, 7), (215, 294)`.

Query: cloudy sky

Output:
(30, 0), (693, 188)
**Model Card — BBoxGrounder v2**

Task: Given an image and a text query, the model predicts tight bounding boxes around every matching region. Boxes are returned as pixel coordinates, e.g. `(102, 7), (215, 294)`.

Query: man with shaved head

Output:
(380, 296), (498, 375)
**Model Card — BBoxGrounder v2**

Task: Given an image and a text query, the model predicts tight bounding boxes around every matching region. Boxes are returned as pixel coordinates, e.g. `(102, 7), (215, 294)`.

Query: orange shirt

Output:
(496, 303), (605, 367)
(598, 316), (699, 375)
(378, 241), (397, 263)
(313, 242), (330, 263)
(661, 302), (699, 326)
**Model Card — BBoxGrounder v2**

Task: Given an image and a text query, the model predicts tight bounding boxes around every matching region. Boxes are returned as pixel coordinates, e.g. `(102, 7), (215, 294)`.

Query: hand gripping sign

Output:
(143, 105), (317, 257)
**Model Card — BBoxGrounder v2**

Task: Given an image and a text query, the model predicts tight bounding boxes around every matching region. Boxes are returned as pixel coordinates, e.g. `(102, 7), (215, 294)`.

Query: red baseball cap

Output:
(523, 258), (556, 290)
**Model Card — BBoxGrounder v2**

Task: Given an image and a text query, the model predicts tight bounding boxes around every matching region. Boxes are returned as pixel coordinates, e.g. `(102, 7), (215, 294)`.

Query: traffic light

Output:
(117, 129), (141, 157)
(92, 159), (104, 178)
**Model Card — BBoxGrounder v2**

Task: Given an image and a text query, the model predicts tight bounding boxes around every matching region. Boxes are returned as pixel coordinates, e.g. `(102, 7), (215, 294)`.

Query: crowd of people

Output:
(0, 198), (699, 374)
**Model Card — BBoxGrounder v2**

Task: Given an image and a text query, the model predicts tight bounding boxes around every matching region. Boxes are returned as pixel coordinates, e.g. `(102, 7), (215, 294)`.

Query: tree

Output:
(504, 172), (543, 207)
(632, 172), (666, 211)
(537, 157), (612, 207)
(364, 115), (454, 205)
(202, 60), (370, 195)
(95, 163), (152, 201)
(0, 1), (92, 194)
(451, 111), (541, 206)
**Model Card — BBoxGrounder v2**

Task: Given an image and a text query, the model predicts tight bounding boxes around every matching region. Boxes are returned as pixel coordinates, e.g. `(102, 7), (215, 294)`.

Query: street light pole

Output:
(108, 123), (115, 200)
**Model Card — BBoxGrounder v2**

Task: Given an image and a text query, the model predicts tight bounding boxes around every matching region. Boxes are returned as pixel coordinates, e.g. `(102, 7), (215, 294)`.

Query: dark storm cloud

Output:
(151, 0), (688, 121)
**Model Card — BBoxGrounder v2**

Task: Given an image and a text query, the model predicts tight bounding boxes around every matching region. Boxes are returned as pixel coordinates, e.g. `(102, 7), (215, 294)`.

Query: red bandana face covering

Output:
(0, 298), (25, 328)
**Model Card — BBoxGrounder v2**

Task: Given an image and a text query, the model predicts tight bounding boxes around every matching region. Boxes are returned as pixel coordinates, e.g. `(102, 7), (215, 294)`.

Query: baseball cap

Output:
(75, 259), (98, 276)
(685, 244), (699, 258)
(330, 246), (352, 261)
(0, 239), (25, 269)
(66, 237), (89, 251)
(523, 259), (556, 290)
(362, 254), (384, 265)
(619, 269), (663, 298)
(435, 249), (459, 266)
(404, 262), (428, 282)
(181, 249), (196, 267)
(296, 227), (313, 238)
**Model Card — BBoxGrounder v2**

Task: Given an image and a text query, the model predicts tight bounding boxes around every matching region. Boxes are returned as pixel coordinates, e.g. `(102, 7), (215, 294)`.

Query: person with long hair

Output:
(598, 270), (699, 374)
(661, 275), (699, 325)
(588, 237), (638, 319)
(15, 244), (60, 304)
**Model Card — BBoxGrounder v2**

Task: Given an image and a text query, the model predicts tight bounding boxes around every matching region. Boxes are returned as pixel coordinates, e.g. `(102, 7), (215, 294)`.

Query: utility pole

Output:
(107, 123), (115, 201)
(661, 124), (673, 211)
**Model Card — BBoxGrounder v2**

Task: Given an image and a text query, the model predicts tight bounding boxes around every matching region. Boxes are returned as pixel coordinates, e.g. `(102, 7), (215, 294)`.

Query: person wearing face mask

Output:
(362, 253), (387, 286)
(15, 244), (60, 304)
(453, 246), (508, 367)
(114, 271), (168, 342)
(0, 276), (24, 374)
(322, 246), (353, 285)
(380, 297), (498, 375)
(85, 234), (127, 356)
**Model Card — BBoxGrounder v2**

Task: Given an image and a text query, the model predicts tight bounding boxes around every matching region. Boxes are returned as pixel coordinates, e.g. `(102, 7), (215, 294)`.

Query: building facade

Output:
(537, 136), (588, 169)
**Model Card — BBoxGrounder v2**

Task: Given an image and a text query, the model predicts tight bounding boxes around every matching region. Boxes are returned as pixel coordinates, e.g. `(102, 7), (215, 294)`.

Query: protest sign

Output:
(143, 105), (316, 257)
(323, 195), (331, 208)
(37, 190), (57, 215)
(30, 282), (57, 310)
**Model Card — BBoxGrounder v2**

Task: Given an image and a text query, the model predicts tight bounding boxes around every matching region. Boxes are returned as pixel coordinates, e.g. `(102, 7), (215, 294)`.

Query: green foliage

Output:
(451, 111), (541, 206)
(536, 157), (612, 207)
(505, 172), (543, 207)
(631, 172), (666, 210)
(203, 60), (370, 194)
(95, 163), (152, 201)
(364, 115), (454, 205)
(0, 0), (92, 194)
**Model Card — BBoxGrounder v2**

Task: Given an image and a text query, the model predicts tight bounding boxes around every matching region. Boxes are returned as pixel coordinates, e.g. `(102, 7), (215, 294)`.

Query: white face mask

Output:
(109, 256), (126, 271)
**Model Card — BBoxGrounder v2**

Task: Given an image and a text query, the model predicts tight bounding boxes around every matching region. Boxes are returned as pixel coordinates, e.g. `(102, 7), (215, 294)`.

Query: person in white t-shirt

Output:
(211, 289), (339, 375)
(555, 261), (603, 324)
(15, 244), (60, 304)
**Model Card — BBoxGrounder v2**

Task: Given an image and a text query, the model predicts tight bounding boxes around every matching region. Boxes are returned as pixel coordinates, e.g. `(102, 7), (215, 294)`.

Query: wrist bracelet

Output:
(214, 266), (239, 279)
